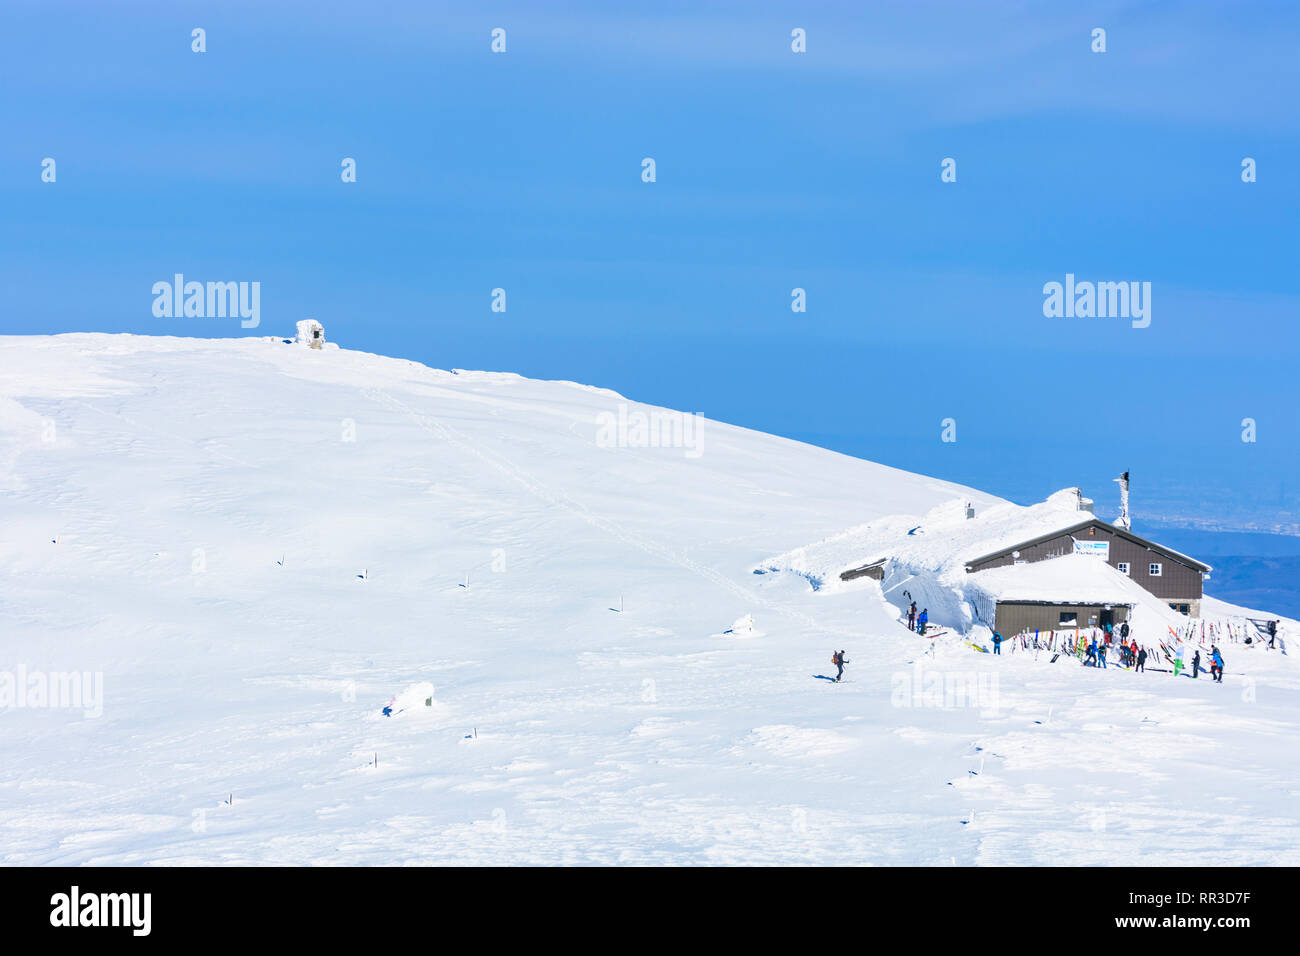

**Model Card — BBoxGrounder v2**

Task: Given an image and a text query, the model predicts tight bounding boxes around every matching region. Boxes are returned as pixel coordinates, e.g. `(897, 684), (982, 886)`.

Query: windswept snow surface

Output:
(1, 334), (1298, 865)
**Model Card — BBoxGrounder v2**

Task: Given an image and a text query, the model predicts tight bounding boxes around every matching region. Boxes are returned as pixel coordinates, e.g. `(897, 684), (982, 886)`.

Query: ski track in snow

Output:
(0, 334), (1297, 865)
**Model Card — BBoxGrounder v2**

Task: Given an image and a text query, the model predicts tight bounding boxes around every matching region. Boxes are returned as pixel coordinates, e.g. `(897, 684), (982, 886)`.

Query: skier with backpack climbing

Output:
(907, 602), (917, 632)
(1211, 646), (1224, 683)
(831, 649), (849, 682)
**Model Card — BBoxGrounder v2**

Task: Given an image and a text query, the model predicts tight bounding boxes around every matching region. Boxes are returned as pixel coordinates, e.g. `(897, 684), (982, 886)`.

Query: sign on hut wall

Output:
(1072, 539), (1110, 560)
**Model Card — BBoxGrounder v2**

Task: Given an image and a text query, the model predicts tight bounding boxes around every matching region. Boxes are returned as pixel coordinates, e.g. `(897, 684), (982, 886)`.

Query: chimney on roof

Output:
(1113, 471), (1131, 531)
(1075, 489), (1094, 513)
(965, 502), (975, 519)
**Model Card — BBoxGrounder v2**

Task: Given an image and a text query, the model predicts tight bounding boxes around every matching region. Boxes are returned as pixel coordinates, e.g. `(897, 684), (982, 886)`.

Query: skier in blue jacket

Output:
(1211, 646), (1224, 683)
(917, 609), (929, 635)
(992, 632), (1003, 655)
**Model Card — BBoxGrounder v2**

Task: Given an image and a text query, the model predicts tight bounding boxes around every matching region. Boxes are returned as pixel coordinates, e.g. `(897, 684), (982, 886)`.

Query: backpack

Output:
(831, 652), (839, 664)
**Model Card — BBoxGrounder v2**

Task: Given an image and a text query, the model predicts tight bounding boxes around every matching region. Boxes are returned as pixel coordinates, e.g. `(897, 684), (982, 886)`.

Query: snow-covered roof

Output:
(966, 552), (1148, 605)
(881, 488), (1099, 575)
(759, 487), (1100, 588)
(761, 486), (1210, 593)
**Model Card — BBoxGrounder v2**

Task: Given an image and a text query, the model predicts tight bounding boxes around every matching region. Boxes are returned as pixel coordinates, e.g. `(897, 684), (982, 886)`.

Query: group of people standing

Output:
(998, 616), (1232, 685)
(1080, 635), (1146, 670)
(829, 604), (1259, 689)
(1190, 646), (1226, 682)
(1082, 622), (1146, 670)
(1075, 625), (1226, 683)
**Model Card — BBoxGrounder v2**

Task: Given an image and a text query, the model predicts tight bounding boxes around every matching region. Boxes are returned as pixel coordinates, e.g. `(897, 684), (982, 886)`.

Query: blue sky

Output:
(3, 1), (1298, 530)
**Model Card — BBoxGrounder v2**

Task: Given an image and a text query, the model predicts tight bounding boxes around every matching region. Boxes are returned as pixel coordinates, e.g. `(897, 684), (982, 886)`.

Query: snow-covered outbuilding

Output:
(966, 553), (1145, 636)
(296, 319), (325, 349)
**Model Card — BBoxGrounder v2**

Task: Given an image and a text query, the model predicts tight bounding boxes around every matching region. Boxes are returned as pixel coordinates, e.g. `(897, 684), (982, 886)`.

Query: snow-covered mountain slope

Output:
(1, 333), (1297, 865)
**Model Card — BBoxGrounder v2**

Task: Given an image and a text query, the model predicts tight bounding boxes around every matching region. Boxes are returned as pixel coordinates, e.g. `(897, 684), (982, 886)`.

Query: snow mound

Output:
(381, 682), (437, 718)
(721, 613), (760, 638)
(744, 725), (859, 758)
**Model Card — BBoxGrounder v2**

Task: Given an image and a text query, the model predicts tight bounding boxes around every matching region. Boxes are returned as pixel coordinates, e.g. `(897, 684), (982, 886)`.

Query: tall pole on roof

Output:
(1113, 471), (1131, 531)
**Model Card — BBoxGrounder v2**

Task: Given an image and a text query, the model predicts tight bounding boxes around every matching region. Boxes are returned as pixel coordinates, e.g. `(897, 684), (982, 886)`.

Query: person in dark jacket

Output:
(1136, 647), (1147, 673)
(1120, 620), (1130, 641)
(1268, 620), (1278, 649)
(1192, 649), (1201, 679)
(907, 602), (917, 632)
(832, 649), (849, 682)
